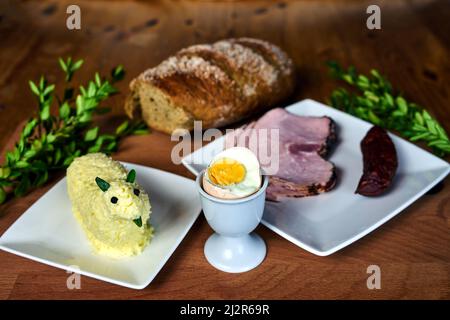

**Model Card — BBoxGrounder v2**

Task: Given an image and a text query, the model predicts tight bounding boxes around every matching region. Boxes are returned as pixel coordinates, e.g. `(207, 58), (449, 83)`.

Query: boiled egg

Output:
(203, 147), (262, 199)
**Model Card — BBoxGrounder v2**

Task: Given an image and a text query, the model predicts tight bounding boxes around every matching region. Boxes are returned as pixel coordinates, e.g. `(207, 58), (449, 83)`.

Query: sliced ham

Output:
(226, 108), (337, 201)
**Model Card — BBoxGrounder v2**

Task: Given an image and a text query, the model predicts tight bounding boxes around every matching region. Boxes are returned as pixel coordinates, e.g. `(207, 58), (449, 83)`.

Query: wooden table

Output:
(0, 0), (449, 299)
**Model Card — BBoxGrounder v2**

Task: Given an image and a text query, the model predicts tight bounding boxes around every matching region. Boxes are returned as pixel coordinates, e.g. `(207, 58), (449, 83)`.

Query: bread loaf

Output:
(125, 38), (295, 134)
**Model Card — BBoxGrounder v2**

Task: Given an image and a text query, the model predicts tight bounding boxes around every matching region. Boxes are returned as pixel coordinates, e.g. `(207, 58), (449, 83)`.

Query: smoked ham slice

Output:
(226, 108), (337, 201)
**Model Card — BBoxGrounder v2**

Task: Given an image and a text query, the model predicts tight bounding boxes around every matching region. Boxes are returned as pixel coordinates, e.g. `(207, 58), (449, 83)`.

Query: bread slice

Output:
(125, 38), (295, 134)
(125, 80), (194, 133)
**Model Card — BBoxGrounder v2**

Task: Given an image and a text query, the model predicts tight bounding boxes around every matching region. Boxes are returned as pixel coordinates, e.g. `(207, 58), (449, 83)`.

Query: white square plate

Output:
(182, 99), (450, 256)
(0, 163), (201, 289)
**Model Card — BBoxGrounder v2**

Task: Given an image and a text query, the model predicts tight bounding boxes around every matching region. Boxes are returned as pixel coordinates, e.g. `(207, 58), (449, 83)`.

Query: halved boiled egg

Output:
(203, 147), (262, 199)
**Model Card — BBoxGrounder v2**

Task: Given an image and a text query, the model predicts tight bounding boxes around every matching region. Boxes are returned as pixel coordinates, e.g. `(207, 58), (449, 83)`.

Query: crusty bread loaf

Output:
(125, 38), (295, 134)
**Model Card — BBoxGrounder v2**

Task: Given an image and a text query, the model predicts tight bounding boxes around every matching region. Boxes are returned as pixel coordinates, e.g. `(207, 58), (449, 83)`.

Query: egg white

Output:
(203, 147), (262, 199)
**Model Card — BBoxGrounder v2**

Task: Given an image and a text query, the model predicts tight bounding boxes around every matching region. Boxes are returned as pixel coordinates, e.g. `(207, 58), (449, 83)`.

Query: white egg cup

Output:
(196, 171), (269, 273)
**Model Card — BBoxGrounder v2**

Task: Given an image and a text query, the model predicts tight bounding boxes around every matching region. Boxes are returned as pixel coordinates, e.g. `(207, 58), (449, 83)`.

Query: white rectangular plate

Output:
(182, 99), (450, 256)
(0, 163), (201, 289)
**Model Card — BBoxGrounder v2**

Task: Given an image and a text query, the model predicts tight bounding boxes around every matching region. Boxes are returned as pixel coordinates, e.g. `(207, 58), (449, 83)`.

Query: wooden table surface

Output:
(0, 0), (449, 300)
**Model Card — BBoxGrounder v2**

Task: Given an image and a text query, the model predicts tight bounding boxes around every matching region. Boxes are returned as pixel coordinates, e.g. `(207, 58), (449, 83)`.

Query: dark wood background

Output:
(0, 0), (449, 299)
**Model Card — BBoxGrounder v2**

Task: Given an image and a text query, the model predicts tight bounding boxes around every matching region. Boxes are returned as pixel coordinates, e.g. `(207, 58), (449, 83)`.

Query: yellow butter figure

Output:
(67, 153), (153, 258)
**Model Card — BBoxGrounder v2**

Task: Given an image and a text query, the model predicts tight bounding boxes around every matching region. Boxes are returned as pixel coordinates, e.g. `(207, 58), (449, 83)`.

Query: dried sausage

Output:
(356, 126), (398, 196)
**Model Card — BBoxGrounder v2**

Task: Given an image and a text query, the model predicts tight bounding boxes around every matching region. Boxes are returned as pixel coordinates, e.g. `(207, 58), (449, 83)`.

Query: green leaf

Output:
(423, 110), (432, 121)
(105, 140), (117, 152)
(68, 141), (76, 153)
(414, 112), (424, 126)
(40, 104), (51, 121)
(72, 59), (84, 71)
(35, 170), (49, 187)
(412, 124), (426, 132)
(43, 84), (55, 96)
(126, 169), (136, 183)
(45, 143), (55, 152)
(370, 69), (381, 79)
(6, 151), (15, 165)
(14, 175), (30, 197)
(59, 57), (68, 72)
(111, 65), (125, 82)
(0, 167), (11, 179)
(396, 96), (408, 114)
(79, 85), (87, 96)
(391, 110), (404, 117)
(87, 81), (96, 97)
(13, 147), (20, 161)
(364, 91), (379, 103)
(54, 148), (62, 164)
(29, 81), (40, 96)
(115, 121), (129, 135)
(23, 149), (37, 159)
(15, 161), (30, 168)
(368, 111), (381, 125)
(95, 73), (101, 87)
(357, 75), (369, 84)
(428, 139), (450, 147)
(79, 112), (92, 123)
(84, 126), (99, 142)
(22, 119), (38, 138)
(133, 217), (142, 227)
(18, 139), (25, 154)
(410, 132), (430, 141)
(342, 74), (353, 84)
(0, 187), (6, 204)
(32, 139), (42, 151)
(435, 124), (449, 140)
(39, 76), (45, 90)
(47, 133), (56, 143)
(95, 177), (110, 192)
(426, 120), (437, 135)
(59, 102), (71, 119)
(82, 97), (98, 110)
(132, 129), (150, 135)
(60, 57), (83, 82)
(63, 156), (75, 167)
(76, 95), (85, 115)
(384, 93), (394, 107)
(98, 134), (115, 141)
(87, 144), (101, 153)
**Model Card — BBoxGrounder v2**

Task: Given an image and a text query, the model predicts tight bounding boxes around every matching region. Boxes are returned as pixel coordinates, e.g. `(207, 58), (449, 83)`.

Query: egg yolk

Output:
(208, 158), (246, 186)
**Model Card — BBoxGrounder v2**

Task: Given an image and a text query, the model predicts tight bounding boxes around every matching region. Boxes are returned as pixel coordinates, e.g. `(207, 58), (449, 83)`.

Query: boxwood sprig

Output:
(0, 57), (148, 204)
(327, 61), (450, 157)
